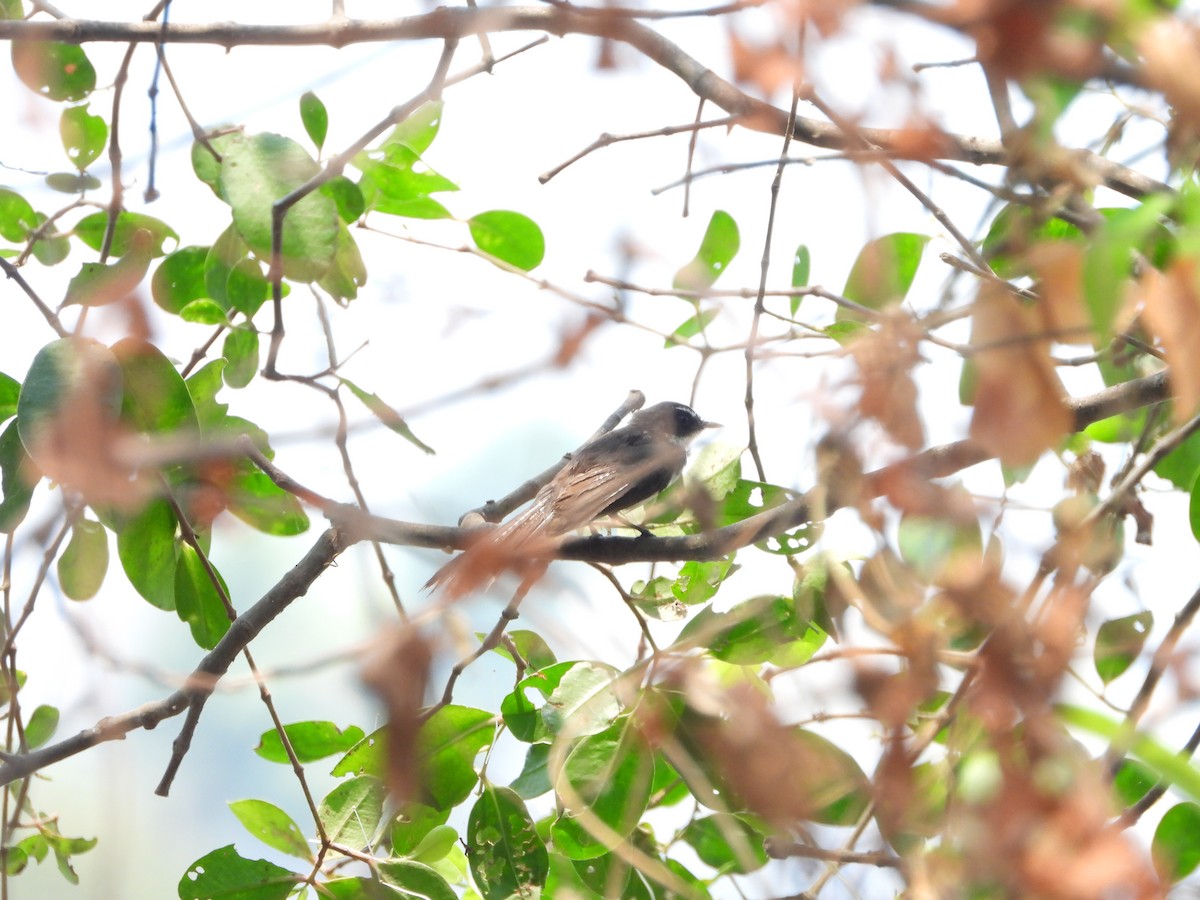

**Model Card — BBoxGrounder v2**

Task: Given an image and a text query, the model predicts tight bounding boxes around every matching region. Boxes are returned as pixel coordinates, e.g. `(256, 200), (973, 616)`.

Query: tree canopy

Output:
(1, 1), (1200, 897)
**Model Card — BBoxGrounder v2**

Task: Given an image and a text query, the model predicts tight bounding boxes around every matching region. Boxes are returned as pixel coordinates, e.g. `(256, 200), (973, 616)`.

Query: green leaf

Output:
(339, 377), (433, 454)
(112, 337), (199, 435)
(681, 814), (767, 874)
(673, 210), (739, 291)
(299, 91), (328, 150)
(415, 705), (496, 811)
(116, 499), (178, 610)
(179, 299), (229, 325)
(59, 104), (107, 171)
(665, 307), (719, 347)
(981, 204), (1083, 278)
(1095, 612), (1153, 684)
(1191, 468), (1200, 543)
(222, 328), (260, 389)
(174, 543), (231, 649)
(318, 223), (367, 301)
(41, 825), (97, 885)
(0, 1), (23, 21)
(468, 210), (545, 271)
(152, 246), (211, 314)
(178, 845), (295, 900)
(319, 775), (386, 848)
(24, 704), (59, 750)
(1153, 802), (1200, 883)
(676, 595), (809, 665)
(410, 824), (458, 865)
(0, 372), (18, 423)
(0, 188), (38, 242)
(12, 41), (96, 101)
(376, 859), (456, 900)
(1113, 759), (1157, 808)
(790, 243), (811, 316)
(74, 210), (177, 257)
(541, 661), (622, 738)
(359, 146), (458, 220)
(466, 784), (549, 899)
(671, 559), (734, 606)
(186, 360), (230, 429)
(226, 258), (269, 318)
(840, 232), (928, 317)
(204, 224), (248, 306)
(500, 661), (576, 743)
(64, 229), (154, 306)
(29, 213), (69, 265)
(386, 100), (444, 156)
(57, 517), (108, 600)
(219, 132), (338, 282)
(1154, 429), (1200, 490)
(17, 338), (123, 467)
(1058, 704), (1200, 803)
(391, 802), (451, 856)
(510, 743), (552, 799)
(551, 719), (655, 859)
(1083, 195), (1174, 337)
(255, 721), (366, 764)
(490, 629), (557, 672)
(44, 171), (101, 193)
(191, 129), (242, 195)
(717, 478), (819, 555)
(229, 799), (311, 861)
(321, 176), (366, 224)
(0, 420), (35, 533)
(226, 468), (309, 536)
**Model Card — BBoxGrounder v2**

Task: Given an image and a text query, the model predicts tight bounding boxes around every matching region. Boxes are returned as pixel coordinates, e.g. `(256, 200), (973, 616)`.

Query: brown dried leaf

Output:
(1026, 241), (1091, 342)
(728, 30), (804, 96)
(361, 626), (433, 804)
(1139, 262), (1200, 423)
(850, 312), (925, 450)
(968, 284), (1071, 467)
(1139, 19), (1200, 131)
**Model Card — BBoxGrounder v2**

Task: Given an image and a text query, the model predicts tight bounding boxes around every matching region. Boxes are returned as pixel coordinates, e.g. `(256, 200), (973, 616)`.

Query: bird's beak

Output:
(703, 420), (721, 430)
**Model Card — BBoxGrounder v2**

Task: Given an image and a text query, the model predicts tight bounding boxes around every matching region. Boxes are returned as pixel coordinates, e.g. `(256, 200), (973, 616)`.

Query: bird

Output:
(426, 401), (719, 598)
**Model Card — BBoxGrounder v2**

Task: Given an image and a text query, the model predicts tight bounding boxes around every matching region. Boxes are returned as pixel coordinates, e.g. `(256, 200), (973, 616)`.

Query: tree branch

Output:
(0, 9), (1170, 200)
(0, 527), (351, 786)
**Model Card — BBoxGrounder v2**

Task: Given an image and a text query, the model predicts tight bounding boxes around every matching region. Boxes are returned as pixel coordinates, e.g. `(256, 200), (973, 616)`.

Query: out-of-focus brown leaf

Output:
(1026, 241), (1091, 343)
(1065, 450), (1104, 495)
(361, 625), (433, 805)
(21, 348), (154, 510)
(1139, 18), (1200, 132)
(968, 284), (1071, 467)
(1139, 263), (1200, 423)
(678, 676), (866, 828)
(855, 621), (940, 729)
(860, 548), (926, 628)
(850, 312), (925, 450)
(814, 431), (865, 513)
(554, 313), (604, 368)
(888, 118), (958, 164)
(971, 1), (1104, 82)
(728, 30), (804, 96)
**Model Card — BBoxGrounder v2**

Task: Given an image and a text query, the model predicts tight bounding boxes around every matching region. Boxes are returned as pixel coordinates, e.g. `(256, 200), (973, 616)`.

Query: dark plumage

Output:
(426, 401), (717, 598)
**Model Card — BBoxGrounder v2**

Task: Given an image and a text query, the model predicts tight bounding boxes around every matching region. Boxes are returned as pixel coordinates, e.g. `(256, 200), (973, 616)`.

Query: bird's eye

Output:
(674, 405), (698, 432)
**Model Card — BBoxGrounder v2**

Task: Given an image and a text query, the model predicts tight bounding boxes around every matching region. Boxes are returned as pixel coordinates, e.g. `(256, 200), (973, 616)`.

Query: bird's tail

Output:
(424, 510), (558, 599)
